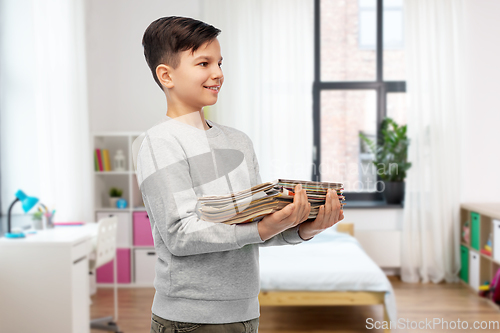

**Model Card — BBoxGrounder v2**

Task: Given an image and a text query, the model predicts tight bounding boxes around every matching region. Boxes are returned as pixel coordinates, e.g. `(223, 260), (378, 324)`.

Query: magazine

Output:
(197, 179), (345, 224)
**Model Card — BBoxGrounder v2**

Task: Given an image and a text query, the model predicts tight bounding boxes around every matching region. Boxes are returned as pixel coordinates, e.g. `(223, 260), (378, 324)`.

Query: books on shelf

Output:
(198, 179), (345, 225)
(94, 149), (112, 171)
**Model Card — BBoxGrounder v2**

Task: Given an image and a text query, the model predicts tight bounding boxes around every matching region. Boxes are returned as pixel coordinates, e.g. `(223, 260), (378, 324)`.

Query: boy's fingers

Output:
(295, 184), (301, 197)
(293, 185), (302, 205)
(301, 190), (308, 217)
(274, 204), (294, 222)
(300, 203), (309, 223)
(316, 205), (325, 224)
(328, 190), (338, 226)
(331, 197), (340, 225)
(292, 187), (302, 222)
(303, 202), (311, 221)
(337, 201), (342, 221)
(288, 185), (300, 221)
(283, 208), (300, 226)
(325, 190), (332, 217)
(298, 187), (308, 222)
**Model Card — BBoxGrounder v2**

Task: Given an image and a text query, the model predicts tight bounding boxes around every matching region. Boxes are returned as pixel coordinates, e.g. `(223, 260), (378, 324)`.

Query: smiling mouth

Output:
(204, 86), (220, 92)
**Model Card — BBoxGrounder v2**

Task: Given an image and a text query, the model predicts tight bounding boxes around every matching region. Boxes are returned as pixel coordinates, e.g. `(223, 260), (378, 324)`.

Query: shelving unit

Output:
(460, 203), (500, 309)
(91, 132), (156, 287)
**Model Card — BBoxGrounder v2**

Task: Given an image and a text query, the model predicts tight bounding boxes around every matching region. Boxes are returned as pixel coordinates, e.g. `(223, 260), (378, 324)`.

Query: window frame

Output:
(312, 0), (406, 202)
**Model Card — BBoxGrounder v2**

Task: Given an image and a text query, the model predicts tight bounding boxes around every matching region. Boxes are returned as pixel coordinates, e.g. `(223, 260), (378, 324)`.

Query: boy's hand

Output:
(258, 184), (311, 241)
(298, 189), (344, 240)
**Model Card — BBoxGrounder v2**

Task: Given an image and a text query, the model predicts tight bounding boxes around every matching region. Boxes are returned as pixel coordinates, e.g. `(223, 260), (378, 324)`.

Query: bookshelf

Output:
(92, 132), (156, 287)
(460, 203), (500, 308)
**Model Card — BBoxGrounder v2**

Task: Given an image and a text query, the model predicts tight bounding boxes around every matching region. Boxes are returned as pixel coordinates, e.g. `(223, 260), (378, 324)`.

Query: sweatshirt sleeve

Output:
(249, 141), (311, 247)
(136, 132), (265, 257)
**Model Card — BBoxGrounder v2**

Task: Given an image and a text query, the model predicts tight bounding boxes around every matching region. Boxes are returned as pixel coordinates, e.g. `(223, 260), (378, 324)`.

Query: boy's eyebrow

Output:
(193, 56), (223, 62)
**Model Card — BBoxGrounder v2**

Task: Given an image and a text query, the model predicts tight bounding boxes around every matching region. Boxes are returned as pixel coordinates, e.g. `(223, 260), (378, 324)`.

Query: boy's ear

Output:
(156, 64), (173, 89)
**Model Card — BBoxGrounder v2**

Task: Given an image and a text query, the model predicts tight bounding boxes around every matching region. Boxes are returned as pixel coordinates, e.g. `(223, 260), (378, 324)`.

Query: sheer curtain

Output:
(401, 0), (465, 283)
(201, 0), (314, 182)
(32, 0), (93, 223)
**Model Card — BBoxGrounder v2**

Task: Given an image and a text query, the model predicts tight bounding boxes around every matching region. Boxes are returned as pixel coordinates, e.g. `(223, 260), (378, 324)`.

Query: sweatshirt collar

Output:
(162, 115), (222, 138)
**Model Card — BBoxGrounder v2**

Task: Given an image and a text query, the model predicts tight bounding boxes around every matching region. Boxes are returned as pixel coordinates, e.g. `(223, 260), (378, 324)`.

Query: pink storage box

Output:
(133, 211), (154, 246)
(96, 248), (131, 284)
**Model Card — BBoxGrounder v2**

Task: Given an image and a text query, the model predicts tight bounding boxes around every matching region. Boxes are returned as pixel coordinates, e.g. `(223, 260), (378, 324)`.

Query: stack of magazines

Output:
(198, 179), (345, 225)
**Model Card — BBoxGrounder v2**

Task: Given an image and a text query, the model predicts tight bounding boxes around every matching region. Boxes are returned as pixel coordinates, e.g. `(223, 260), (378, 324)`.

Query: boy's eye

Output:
(199, 62), (223, 68)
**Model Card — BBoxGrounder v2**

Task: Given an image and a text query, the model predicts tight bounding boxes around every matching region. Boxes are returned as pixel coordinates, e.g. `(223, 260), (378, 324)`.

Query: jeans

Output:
(151, 313), (259, 333)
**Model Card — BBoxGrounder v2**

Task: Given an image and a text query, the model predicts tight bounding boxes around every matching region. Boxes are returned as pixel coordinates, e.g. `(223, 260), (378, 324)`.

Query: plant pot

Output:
(32, 219), (43, 230)
(109, 197), (121, 208)
(383, 181), (405, 204)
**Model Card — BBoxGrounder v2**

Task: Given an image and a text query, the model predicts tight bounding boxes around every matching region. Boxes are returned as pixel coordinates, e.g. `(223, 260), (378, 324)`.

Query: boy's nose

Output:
(212, 67), (223, 78)
(211, 72), (223, 80)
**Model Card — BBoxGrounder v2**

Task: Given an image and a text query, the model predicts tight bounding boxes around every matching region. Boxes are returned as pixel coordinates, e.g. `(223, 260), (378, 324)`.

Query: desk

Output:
(0, 224), (97, 333)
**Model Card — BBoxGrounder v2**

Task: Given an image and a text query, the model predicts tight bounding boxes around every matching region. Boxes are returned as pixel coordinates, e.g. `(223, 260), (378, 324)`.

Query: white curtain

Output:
(401, 0), (464, 283)
(201, 0), (314, 183)
(32, 0), (93, 223)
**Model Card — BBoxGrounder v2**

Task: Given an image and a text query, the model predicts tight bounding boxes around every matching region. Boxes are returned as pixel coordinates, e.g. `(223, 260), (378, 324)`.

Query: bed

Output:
(258, 223), (397, 333)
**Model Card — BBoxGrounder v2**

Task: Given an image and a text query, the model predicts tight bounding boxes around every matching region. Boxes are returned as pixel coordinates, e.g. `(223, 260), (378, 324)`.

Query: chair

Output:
(89, 216), (122, 332)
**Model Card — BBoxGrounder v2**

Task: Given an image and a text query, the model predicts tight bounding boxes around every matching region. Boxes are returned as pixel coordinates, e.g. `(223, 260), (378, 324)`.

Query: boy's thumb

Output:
(286, 204), (295, 214)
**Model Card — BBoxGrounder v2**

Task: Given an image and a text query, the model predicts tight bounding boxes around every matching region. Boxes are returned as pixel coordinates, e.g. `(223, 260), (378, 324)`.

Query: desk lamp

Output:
(6, 190), (39, 238)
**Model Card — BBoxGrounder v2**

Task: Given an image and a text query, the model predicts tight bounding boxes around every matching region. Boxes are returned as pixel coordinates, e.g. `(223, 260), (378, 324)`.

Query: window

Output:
(312, 0), (406, 201)
(359, 0), (404, 50)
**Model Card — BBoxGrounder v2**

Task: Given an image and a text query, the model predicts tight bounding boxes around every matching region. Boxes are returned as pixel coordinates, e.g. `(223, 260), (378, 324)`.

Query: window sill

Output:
(343, 201), (404, 209)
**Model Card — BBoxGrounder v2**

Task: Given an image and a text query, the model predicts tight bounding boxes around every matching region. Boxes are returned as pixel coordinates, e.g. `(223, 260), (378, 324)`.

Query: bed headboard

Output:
(336, 222), (354, 237)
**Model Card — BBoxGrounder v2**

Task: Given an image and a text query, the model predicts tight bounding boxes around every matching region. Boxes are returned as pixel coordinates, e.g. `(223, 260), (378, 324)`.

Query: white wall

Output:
(461, 0), (500, 203)
(86, 0), (202, 132)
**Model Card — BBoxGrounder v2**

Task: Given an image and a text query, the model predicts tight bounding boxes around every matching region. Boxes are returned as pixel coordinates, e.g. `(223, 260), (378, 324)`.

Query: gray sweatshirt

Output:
(132, 115), (305, 324)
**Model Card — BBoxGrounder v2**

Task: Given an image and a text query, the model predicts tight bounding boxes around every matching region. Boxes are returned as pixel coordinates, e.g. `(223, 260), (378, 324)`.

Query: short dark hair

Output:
(142, 16), (221, 92)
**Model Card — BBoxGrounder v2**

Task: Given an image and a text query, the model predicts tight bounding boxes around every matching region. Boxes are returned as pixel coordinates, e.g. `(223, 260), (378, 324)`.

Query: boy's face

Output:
(158, 38), (224, 111)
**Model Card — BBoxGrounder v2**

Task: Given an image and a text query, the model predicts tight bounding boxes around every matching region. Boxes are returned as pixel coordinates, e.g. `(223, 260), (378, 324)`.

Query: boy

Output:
(134, 16), (344, 333)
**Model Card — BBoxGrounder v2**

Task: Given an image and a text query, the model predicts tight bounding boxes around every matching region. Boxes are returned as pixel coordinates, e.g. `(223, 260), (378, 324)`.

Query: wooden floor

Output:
(91, 276), (500, 333)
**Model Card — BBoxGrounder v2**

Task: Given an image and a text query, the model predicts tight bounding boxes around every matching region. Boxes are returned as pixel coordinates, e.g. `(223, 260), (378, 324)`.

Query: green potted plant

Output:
(359, 117), (412, 204)
(109, 187), (123, 208)
(32, 211), (43, 230)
